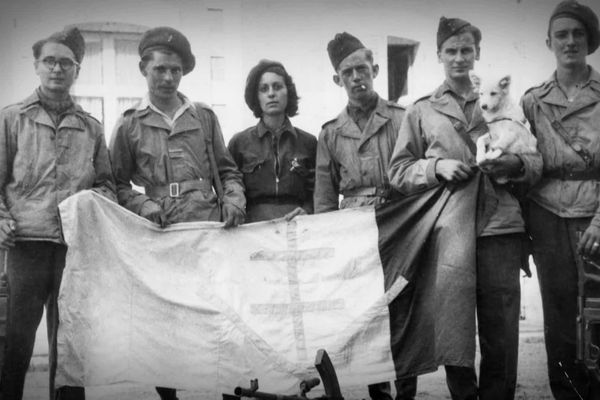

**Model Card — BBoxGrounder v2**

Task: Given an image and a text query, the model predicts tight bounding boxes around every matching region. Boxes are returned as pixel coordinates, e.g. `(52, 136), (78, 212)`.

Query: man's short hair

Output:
(139, 48), (181, 71)
(244, 59), (299, 119)
(32, 27), (85, 63)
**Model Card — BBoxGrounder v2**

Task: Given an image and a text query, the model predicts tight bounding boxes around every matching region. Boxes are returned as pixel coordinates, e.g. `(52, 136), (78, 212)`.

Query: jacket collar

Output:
(256, 118), (297, 139)
(20, 90), (87, 131)
(429, 81), (483, 131)
(331, 95), (392, 143)
(539, 66), (600, 119)
(132, 92), (200, 134)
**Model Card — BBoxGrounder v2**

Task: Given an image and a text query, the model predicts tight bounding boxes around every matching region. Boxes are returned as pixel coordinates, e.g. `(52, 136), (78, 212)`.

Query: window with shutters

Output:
(68, 22), (149, 142)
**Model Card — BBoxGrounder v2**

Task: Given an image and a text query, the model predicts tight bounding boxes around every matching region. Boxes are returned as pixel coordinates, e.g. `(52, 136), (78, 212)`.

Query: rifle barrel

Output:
(234, 387), (301, 399)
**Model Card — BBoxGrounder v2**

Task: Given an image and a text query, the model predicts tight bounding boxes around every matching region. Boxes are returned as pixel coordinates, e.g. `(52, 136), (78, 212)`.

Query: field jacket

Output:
(0, 91), (116, 242)
(389, 82), (542, 236)
(110, 96), (245, 224)
(314, 95), (405, 213)
(228, 119), (316, 222)
(521, 67), (600, 227)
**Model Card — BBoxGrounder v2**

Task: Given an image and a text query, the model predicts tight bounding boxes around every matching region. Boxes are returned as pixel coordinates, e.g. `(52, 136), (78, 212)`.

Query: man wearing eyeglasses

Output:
(0, 27), (115, 400)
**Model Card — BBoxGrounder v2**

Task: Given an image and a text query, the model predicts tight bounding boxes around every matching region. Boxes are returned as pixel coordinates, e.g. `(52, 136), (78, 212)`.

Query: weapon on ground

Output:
(0, 250), (8, 371)
(223, 349), (344, 400)
(576, 254), (600, 381)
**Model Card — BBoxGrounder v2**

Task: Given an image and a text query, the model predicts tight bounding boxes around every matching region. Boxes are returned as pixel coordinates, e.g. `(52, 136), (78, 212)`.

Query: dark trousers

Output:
(527, 202), (600, 400)
(368, 377), (417, 400)
(445, 234), (521, 400)
(0, 241), (84, 400)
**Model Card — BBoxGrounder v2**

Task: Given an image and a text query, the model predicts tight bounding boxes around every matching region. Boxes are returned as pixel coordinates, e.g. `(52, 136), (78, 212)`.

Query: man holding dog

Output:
(388, 17), (542, 400)
(314, 32), (415, 400)
(109, 26), (246, 400)
(521, 1), (600, 398)
(0, 27), (116, 400)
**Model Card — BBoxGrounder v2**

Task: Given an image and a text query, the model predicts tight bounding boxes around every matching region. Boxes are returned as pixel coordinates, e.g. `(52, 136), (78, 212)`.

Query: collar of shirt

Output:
(256, 118), (296, 139)
(346, 93), (379, 122)
(548, 65), (600, 91)
(441, 80), (478, 104)
(137, 92), (192, 128)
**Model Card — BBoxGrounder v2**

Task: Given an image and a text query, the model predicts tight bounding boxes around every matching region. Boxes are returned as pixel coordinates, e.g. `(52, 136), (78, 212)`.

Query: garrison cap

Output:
(549, 0), (600, 54)
(327, 32), (366, 71)
(437, 17), (481, 49)
(138, 26), (196, 75)
(33, 27), (85, 63)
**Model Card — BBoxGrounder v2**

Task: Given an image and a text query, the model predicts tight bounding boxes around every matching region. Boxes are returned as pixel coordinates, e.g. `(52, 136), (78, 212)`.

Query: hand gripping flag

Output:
(56, 176), (479, 398)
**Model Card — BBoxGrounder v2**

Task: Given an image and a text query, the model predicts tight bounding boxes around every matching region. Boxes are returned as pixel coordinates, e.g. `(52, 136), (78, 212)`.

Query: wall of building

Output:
(1, 0), (599, 142)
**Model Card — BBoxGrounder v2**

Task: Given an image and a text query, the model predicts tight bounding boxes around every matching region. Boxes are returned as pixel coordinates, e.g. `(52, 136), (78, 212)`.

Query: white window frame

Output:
(68, 22), (149, 142)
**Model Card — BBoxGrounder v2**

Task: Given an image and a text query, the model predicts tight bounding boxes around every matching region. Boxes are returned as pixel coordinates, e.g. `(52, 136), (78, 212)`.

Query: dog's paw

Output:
(476, 153), (487, 165)
(486, 149), (503, 159)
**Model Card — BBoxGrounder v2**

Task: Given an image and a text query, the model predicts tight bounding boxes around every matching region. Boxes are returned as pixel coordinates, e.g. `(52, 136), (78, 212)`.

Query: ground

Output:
(22, 270), (554, 399)
(23, 326), (552, 399)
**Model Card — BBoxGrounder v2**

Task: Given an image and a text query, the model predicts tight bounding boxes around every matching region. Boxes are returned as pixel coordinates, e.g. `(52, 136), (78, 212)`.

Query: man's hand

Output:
(578, 224), (600, 257)
(435, 159), (474, 182)
(284, 207), (307, 221)
(140, 200), (168, 228)
(222, 203), (245, 228)
(478, 153), (523, 179)
(0, 219), (16, 250)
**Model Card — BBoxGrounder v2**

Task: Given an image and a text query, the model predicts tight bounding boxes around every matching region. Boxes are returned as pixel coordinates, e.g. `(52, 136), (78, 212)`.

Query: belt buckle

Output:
(169, 182), (180, 198)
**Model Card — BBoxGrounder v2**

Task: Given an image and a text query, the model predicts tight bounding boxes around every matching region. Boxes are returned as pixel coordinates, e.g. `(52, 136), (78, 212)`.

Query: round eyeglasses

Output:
(40, 57), (79, 71)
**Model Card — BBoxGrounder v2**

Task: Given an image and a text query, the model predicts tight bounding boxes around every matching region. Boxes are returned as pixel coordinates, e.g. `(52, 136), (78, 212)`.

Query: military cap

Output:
(549, 0), (600, 54)
(138, 26), (196, 75)
(437, 17), (481, 49)
(32, 27), (85, 63)
(327, 32), (366, 71)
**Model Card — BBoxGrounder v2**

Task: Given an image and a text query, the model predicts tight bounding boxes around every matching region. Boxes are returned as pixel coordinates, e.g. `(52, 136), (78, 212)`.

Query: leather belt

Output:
(146, 179), (211, 198)
(248, 196), (302, 205)
(544, 170), (600, 181)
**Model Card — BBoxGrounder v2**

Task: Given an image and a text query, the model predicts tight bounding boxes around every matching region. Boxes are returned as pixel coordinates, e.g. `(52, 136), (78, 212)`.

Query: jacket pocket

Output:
(358, 155), (384, 187)
(240, 155), (265, 173)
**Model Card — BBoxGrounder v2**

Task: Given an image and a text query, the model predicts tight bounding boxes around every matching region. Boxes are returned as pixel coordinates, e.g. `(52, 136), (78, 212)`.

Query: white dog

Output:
(470, 71), (537, 183)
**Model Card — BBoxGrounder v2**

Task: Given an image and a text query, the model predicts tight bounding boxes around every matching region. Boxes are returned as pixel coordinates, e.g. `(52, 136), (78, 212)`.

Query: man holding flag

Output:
(314, 32), (416, 400)
(388, 17), (542, 400)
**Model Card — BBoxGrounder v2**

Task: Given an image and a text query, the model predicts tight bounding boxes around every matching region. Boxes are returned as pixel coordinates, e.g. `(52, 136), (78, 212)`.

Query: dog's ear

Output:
(469, 71), (481, 90)
(499, 75), (511, 89)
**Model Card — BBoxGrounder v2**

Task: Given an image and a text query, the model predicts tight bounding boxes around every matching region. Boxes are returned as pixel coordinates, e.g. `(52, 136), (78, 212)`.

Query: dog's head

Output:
(470, 71), (512, 118)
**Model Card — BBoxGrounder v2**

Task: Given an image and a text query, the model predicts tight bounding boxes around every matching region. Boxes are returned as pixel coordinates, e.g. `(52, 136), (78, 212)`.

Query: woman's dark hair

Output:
(244, 59), (299, 118)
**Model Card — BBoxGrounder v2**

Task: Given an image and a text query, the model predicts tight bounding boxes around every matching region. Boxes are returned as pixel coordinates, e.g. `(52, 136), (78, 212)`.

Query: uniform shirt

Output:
(314, 95), (405, 213)
(522, 67), (600, 227)
(0, 90), (115, 241)
(110, 93), (245, 224)
(228, 119), (316, 223)
(388, 81), (543, 236)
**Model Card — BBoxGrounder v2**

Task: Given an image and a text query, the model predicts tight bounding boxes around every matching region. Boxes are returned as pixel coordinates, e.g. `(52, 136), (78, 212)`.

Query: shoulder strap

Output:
(194, 103), (224, 206)
(531, 92), (593, 166)
(453, 121), (478, 156)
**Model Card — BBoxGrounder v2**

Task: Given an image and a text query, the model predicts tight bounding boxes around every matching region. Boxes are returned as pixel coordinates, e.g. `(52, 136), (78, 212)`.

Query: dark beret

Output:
(437, 17), (481, 49)
(244, 59), (286, 109)
(549, 0), (599, 54)
(138, 26), (196, 75)
(33, 27), (85, 63)
(327, 32), (365, 71)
